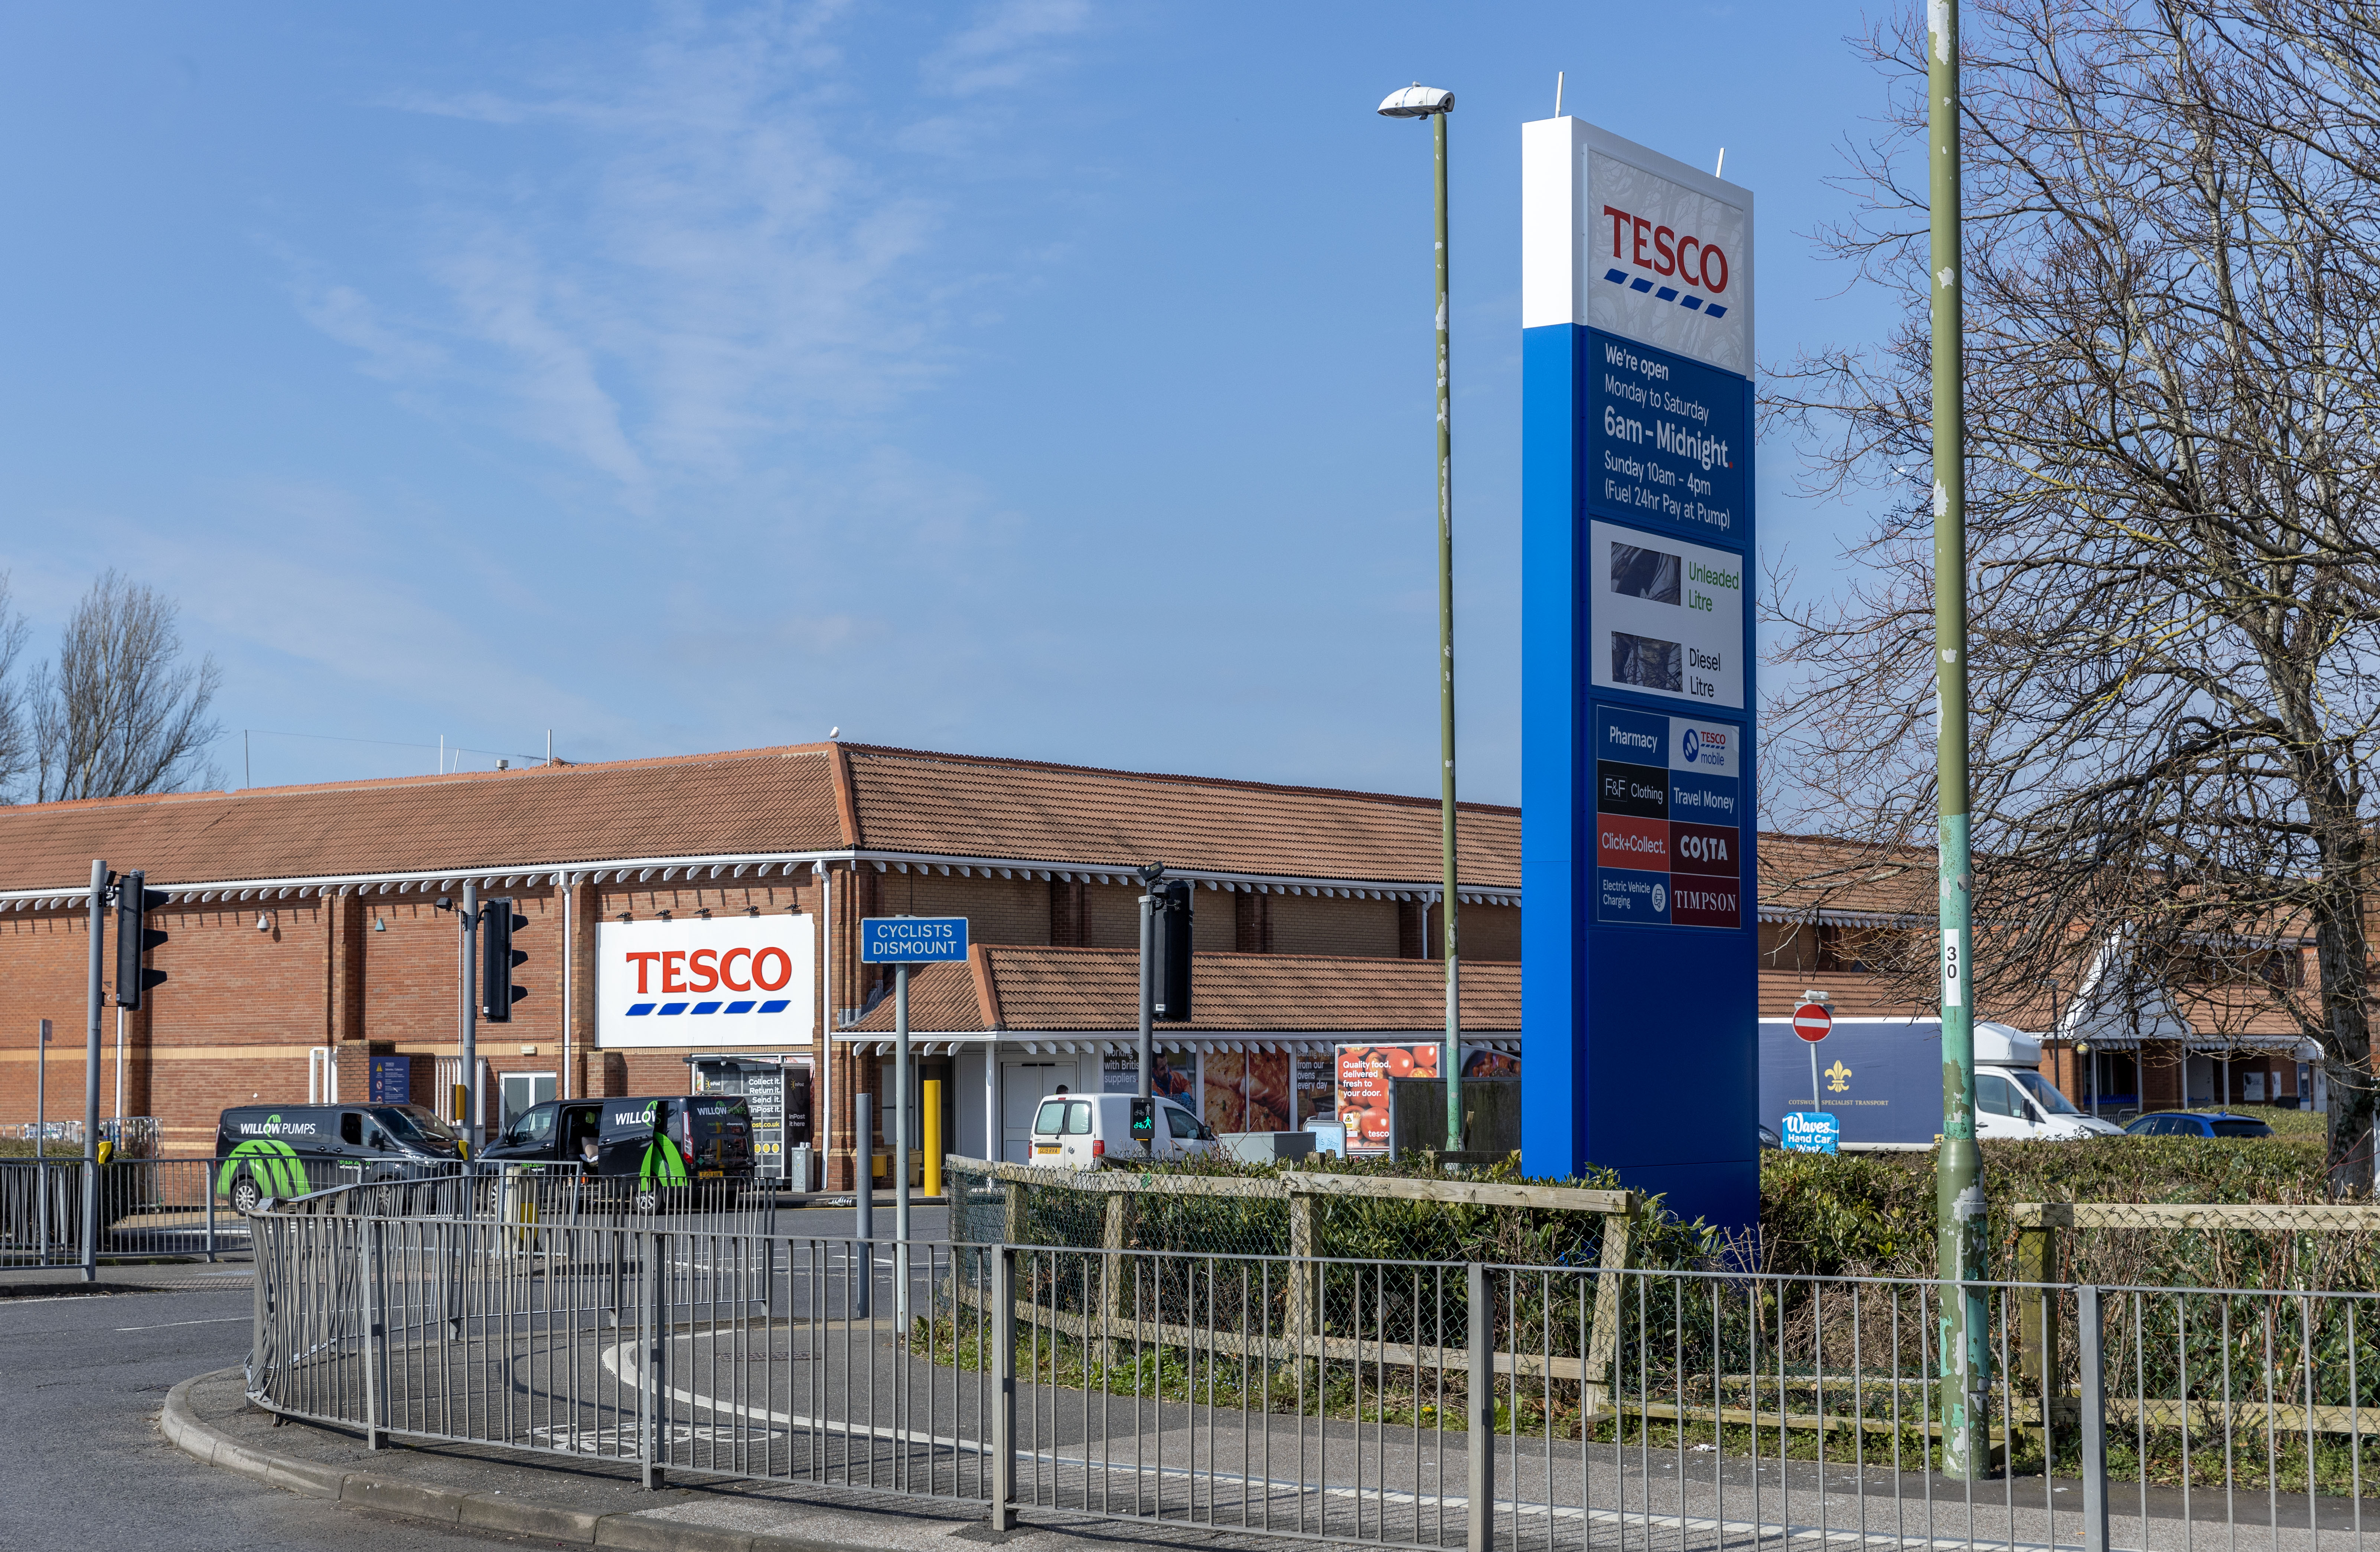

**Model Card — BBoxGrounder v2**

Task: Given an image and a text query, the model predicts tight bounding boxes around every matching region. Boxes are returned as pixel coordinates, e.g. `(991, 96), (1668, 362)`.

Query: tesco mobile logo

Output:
(1681, 729), (1699, 764)
(1681, 726), (1729, 765)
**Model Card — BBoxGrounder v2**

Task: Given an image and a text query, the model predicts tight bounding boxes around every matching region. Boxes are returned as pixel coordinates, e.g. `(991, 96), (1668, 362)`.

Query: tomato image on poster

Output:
(1334, 1044), (1440, 1149)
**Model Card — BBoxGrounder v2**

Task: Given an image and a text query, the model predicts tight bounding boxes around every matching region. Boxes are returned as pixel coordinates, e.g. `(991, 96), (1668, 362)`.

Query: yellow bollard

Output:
(923, 1079), (943, 1198)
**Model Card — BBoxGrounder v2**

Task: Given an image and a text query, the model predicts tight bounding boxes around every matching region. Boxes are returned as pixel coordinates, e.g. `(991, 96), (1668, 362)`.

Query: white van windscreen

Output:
(1033, 1100), (1067, 1136)
(2009, 1070), (2080, 1115)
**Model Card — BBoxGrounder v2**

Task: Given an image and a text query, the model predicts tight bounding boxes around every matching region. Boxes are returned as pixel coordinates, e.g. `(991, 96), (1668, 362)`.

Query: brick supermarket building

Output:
(0, 742), (1522, 1184)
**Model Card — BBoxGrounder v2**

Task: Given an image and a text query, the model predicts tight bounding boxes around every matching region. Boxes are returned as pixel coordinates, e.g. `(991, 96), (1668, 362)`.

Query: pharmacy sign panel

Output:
(1521, 115), (1758, 1231)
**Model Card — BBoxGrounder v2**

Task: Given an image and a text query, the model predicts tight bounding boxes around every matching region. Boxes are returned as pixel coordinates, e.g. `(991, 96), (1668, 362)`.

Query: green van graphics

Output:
(218, 1135), (310, 1202)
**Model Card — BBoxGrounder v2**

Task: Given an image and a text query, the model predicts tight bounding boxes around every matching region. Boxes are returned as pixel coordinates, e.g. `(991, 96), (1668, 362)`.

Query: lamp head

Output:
(1377, 83), (1454, 119)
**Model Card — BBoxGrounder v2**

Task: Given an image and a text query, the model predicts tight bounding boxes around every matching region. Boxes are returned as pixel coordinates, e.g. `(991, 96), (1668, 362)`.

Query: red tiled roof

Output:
(847, 944), (1519, 1033)
(1758, 833), (1933, 921)
(842, 745), (1517, 886)
(0, 740), (1520, 895)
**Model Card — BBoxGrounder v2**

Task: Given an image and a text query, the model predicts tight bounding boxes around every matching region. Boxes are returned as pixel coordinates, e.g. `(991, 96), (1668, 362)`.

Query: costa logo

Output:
(1676, 832), (1731, 865)
(1603, 204), (1729, 294)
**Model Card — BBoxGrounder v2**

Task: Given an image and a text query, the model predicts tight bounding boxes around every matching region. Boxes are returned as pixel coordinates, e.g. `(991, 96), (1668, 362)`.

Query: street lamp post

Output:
(1927, 0), (1991, 1482)
(1377, 82), (1463, 1160)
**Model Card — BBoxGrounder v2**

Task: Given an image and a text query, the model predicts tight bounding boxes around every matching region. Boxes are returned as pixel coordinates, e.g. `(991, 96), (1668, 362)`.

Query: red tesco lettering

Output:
(1602, 204), (1728, 295)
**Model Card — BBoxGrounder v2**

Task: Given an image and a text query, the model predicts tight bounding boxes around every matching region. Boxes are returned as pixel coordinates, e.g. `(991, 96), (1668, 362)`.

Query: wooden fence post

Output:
(1581, 1201), (1636, 1416)
(2014, 1206), (2061, 1438)
(1288, 1186), (1316, 1357)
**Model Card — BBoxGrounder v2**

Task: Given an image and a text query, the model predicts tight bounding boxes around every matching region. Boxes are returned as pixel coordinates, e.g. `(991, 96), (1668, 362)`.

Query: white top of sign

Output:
(1522, 117), (1754, 377)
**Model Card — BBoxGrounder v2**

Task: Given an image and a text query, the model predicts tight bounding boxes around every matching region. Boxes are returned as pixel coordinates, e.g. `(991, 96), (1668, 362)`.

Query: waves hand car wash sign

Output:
(597, 915), (816, 1048)
(1520, 115), (1757, 1231)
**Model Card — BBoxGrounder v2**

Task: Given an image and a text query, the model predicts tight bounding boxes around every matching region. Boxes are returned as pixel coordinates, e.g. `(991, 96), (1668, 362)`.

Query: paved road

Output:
(0, 1283), (543, 1548)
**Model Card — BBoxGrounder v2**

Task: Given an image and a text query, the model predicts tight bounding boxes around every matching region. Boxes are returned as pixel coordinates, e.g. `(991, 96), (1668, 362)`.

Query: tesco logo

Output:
(1602, 204), (1729, 295)
(623, 947), (795, 995)
(1682, 726), (1729, 765)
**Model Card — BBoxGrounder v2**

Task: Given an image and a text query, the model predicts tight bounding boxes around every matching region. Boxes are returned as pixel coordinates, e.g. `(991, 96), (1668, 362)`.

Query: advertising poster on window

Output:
(1336, 1044), (1523, 1151)
(1203, 1051), (1291, 1133)
(1336, 1044), (1441, 1150)
(1102, 1048), (1198, 1107)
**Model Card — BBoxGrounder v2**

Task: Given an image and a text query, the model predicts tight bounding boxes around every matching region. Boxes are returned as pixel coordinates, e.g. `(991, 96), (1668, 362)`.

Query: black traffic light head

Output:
(1149, 878), (1193, 1021)
(480, 898), (530, 1021)
(113, 869), (169, 1009)
(1129, 1097), (1155, 1143)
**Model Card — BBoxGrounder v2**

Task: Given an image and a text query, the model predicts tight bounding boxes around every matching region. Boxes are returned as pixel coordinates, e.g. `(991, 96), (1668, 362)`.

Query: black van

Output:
(480, 1100), (607, 1169)
(592, 1095), (756, 1210)
(214, 1103), (464, 1212)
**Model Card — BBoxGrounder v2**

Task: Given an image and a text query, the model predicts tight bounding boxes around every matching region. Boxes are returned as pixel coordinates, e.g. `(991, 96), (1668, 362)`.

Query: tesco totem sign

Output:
(596, 915), (815, 1049)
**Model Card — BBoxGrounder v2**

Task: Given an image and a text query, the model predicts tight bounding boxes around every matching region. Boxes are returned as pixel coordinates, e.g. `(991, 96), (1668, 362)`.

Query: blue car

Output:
(2123, 1112), (2275, 1139)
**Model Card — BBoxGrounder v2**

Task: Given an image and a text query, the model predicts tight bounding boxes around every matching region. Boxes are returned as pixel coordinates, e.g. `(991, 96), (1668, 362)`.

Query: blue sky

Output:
(0, 1), (1901, 804)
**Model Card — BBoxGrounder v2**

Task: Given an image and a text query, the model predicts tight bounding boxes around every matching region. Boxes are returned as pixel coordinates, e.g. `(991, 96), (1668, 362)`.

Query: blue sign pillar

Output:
(1520, 117), (1758, 1232)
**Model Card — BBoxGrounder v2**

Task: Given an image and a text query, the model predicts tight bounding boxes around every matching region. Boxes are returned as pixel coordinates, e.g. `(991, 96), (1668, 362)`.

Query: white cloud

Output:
(923, 0), (1095, 98)
(291, 1), (1078, 499)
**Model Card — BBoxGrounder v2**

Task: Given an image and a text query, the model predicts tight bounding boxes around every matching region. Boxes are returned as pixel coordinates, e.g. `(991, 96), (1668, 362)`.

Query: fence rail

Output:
(0, 1156), (240, 1268)
(241, 1187), (2380, 1552)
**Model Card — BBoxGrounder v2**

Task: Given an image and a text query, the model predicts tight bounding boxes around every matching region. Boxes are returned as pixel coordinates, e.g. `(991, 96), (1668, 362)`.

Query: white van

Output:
(1974, 1024), (2124, 1141)
(1029, 1093), (1217, 1167)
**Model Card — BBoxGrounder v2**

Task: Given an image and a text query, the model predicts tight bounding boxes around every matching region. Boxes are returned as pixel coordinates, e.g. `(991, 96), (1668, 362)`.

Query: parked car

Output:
(2122, 1112), (2276, 1139)
(214, 1103), (464, 1213)
(1029, 1093), (1216, 1166)
(1757, 1122), (1781, 1152)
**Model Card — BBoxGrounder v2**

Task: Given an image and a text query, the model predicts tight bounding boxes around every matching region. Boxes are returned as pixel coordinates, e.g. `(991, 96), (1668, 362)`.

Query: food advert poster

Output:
(1335, 1044), (1524, 1151)
(1203, 1051), (1292, 1133)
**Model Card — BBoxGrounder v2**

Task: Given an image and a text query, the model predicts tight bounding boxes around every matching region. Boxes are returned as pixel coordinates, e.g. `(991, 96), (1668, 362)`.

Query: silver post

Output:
(362, 1220), (385, 1450)
(2079, 1284), (2108, 1552)
(640, 1225), (666, 1490)
(853, 1091), (873, 1319)
(895, 964), (911, 1329)
(83, 858), (106, 1282)
(461, 881), (481, 1155)
(1468, 1260), (1493, 1552)
(35, 1018), (48, 1263)
(990, 1244), (1019, 1530)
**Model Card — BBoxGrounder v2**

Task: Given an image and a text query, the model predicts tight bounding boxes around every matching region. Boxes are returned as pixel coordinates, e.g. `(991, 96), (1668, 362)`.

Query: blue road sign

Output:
(1782, 1112), (1839, 1154)
(860, 916), (969, 965)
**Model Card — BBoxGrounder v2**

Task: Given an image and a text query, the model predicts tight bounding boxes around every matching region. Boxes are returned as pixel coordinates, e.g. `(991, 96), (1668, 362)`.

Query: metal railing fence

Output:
(0, 1157), (241, 1267)
(245, 1195), (2380, 1552)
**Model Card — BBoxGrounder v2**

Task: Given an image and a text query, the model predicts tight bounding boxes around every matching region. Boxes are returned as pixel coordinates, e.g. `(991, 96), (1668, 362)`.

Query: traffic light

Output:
(114, 869), (169, 1009)
(1129, 1097), (1155, 1145)
(480, 898), (529, 1021)
(1149, 879), (1193, 1021)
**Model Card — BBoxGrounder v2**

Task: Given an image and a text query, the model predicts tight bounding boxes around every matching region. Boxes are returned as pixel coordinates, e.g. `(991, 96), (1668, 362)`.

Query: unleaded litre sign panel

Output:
(597, 916), (815, 1048)
(1522, 115), (1758, 1233)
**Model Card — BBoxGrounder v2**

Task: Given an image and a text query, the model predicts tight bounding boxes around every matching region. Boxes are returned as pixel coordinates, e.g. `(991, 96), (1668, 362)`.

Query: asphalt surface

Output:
(0, 1200), (951, 1549)
(0, 1280), (560, 1549)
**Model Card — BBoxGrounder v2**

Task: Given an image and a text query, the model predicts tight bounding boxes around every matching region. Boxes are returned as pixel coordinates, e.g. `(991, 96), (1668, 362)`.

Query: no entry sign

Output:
(1792, 1003), (1833, 1044)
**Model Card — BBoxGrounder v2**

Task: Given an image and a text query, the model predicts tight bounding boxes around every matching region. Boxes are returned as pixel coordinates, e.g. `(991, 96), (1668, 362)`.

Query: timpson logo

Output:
(1671, 884), (1738, 912)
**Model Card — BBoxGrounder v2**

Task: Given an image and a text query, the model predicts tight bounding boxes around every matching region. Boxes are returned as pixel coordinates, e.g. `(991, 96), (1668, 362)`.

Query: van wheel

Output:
(230, 1178), (261, 1215)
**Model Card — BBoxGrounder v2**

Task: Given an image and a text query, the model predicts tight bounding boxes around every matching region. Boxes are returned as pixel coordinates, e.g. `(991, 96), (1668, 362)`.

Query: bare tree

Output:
(29, 570), (222, 803)
(1766, 0), (2380, 1191)
(0, 573), (31, 794)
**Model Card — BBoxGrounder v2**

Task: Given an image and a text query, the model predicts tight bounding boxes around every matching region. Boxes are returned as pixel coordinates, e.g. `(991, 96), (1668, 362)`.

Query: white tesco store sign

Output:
(597, 916), (815, 1048)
